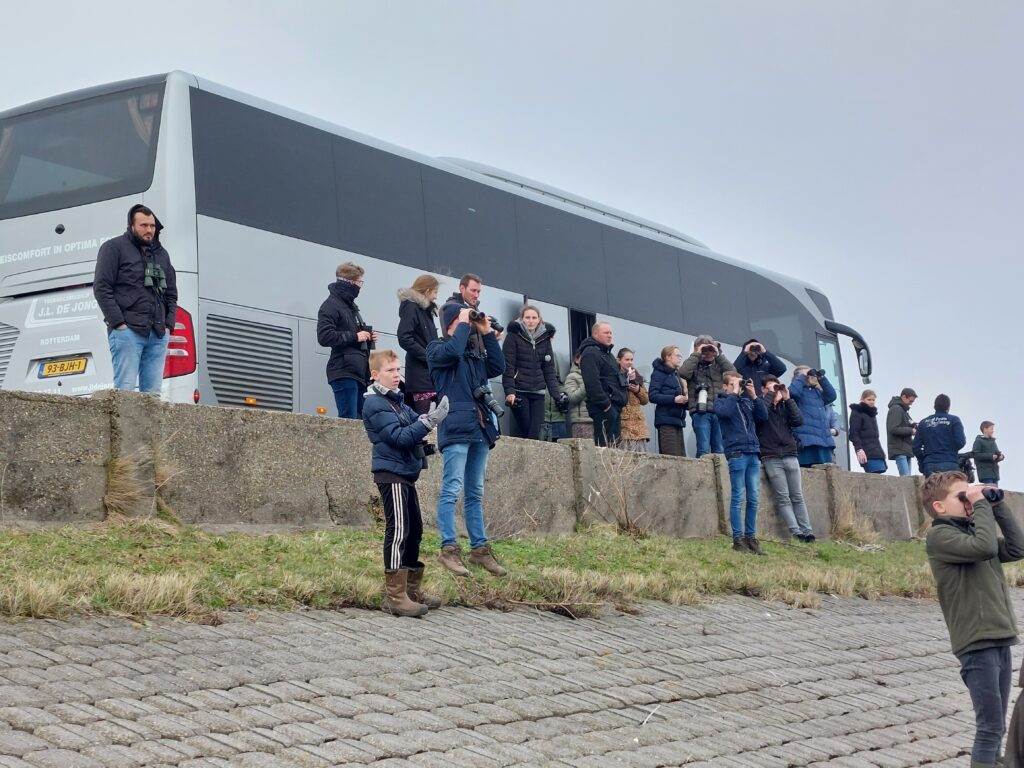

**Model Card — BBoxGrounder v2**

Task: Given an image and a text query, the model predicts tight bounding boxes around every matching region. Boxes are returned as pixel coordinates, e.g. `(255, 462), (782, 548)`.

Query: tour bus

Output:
(0, 71), (872, 462)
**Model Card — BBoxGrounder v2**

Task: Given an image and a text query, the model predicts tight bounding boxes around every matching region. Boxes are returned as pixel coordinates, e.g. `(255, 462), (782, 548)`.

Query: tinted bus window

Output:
(0, 85), (164, 221)
(191, 89), (338, 245)
(745, 272), (817, 365)
(603, 227), (684, 331)
(422, 167), (517, 284)
(679, 252), (749, 344)
(515, 197), (608, 314)
(334, 137), (427, 268)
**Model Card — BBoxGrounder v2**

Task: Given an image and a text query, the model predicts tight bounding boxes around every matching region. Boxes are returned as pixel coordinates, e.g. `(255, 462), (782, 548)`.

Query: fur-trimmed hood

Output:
(397, 287), (437, 314)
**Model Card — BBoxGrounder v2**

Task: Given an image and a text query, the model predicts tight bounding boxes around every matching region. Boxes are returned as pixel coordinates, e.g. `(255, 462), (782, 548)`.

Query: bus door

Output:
(817, 335), (849, 469)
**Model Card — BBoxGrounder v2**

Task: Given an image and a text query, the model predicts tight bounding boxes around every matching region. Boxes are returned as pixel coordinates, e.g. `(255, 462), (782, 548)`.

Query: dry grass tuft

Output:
(98, 572), (199, 617)
(103, 455), (145, 519)
(830, 488), (880, 545)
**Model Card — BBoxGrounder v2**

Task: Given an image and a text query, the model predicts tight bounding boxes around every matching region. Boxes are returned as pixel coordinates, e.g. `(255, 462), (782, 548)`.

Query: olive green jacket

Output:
(926, 500), (1024, 656)
(973, 435), (1001, 482)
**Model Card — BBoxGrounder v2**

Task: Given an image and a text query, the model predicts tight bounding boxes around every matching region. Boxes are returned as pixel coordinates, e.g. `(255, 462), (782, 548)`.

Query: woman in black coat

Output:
(502, 304), (563, 440)
(397, 274), (441, 415)
(849, 389), (888, 474)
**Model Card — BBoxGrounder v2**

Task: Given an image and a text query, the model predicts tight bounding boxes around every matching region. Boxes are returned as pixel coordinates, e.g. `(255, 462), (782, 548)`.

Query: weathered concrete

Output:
(0, 391), (108, 524)
(0, 594), (1013, 767)
(1, 390), (1016, 541)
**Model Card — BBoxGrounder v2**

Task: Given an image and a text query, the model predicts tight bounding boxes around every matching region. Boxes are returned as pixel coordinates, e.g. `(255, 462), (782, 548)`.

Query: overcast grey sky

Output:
(3, 1), (1022, 488)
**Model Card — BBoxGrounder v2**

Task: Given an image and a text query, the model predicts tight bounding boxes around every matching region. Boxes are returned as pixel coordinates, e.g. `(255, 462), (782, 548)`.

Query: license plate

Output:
(38, 357), (88, 378)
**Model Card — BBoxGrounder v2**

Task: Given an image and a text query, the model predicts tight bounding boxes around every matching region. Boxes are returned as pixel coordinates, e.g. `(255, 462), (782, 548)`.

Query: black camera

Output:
(742, 378), (753, 388)
(811, 369), (826, 378)
(473, 384), (504, 417)
(361, 324), (376, 351)
(411, 441), (437, 469)
(489, 317), (504, 333)
(466, 309), (503, 334)
(958, 487), (1004, 505)
(749, 344), (763, 354)
(700, 344), (717, 356)
(509, 394), (523, 409)
(556, 392), (570, 413)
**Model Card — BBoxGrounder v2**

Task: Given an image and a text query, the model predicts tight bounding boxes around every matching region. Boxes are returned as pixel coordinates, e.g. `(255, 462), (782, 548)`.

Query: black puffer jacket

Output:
(757, 397), (803, 458)
(849, 402), (886, 461)
(578, 337), (627, 412)
(316, 280), (370, 385)
(396, 288), (439, 394)
(501, 320), (561, 398)
(93, 204), (178, 337)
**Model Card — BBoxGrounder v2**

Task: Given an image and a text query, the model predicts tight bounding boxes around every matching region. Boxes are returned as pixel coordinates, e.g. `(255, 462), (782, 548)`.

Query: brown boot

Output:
(382, 570), (428, 617)
(407, 566), (442, 609)
(469, 544), (507, 577)
(438, 544), (469, 577)
(744, 536), (766, 556)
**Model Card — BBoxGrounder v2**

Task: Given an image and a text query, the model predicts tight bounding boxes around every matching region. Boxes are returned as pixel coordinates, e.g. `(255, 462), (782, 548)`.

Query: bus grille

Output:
(0, 321), (18, 388)
(206, 315), (294, 411)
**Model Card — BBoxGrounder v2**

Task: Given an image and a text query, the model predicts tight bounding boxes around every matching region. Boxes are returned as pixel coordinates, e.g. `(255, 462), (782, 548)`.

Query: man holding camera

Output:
(445, 273), (503, 339)
(680, 335), (736, 458)
(734, 338), (787, 393)
(317, 261), (378, 419)
(426, 301), (507, 577)
(578, 322), (628, 447)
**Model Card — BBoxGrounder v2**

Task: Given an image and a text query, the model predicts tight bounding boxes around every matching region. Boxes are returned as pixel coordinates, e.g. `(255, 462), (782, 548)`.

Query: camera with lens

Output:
(473, 384), (505, 417)
(741, 378), (754, 392)
(411, 441), (437, 469)
(695, 383), (710, 414)
(466, 309), (504, 334)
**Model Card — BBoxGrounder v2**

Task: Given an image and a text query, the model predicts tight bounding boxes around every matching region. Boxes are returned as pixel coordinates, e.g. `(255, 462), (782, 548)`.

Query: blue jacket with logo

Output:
(426, 322), (504, 451)
(789, 374), (838, 449)
(715, 392), (768, 454)
(361, 385), (429, 480)
(648, 358), (687, 428)
(913, 411), (966, 472)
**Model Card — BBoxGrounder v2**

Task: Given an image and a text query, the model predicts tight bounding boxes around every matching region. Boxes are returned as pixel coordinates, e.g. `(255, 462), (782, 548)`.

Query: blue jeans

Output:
(863, 459), (887, 474)
(893, 455), (912, 476)
(692, 412), (724, 457)
(331, 378), (362, 419)
(762, 455), (812, 536)
(438, 441), (489, 549)
(728, 452), (761, 538)
(108, 327), (168, 393)
(960, 645), (1012, 764)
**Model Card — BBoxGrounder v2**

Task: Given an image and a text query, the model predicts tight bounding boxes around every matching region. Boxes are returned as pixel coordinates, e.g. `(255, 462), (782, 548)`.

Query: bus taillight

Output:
(164, 307), (197, 378)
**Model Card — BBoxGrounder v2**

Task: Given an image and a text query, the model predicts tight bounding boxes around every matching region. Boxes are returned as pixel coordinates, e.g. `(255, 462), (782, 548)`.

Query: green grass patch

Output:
(3, 519), (1021, 621)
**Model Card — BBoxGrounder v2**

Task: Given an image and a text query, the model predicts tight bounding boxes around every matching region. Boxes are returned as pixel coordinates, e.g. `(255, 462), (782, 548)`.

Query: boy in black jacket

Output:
(362, 349), (448, 617)
(757, 375), (815, 543)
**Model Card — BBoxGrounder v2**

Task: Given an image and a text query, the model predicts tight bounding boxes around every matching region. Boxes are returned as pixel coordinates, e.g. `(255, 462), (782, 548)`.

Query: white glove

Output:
(418, 396), (449, 430)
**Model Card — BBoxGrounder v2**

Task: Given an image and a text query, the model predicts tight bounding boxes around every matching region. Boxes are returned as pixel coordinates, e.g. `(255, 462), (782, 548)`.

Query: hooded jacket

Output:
(973, 435), (1002, 482)
(927, 499), (1024, 656)
(715, 392), (769, 455)
(648, 358), (687, 428)
(563, 363), (591, 426)
(396, 288), (439, 394)
(361, 384), (430, 480)
(733, 340), (787, 393)
(849, 402), (886, 461)
(426, 321), (504, 450)
(578, 337), (627, 412)
(501, 320), (561, 399)
(679, 351), (736, 410)
(913, 411), (966, 472)
(93, 204), (178, 337)
(885, 396), (915, 459)
(789, 373), (837, 449)
(757, 396), (803, 458)
(317, 280), (370, 385)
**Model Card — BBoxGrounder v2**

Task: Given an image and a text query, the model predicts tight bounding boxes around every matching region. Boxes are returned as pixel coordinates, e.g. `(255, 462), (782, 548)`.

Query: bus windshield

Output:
(0, 84), (164, 221)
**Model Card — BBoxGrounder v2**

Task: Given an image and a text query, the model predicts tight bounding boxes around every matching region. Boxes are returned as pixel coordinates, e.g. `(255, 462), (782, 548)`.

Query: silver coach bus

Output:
(0, 71), (872, 462)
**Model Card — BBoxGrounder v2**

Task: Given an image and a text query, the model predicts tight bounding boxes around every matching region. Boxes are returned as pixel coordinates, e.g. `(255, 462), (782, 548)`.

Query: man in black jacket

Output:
(93, 204), (178, 394)
(578, 322), (627, 447)
(317, 262), (377, 418)
(757, 374), (815, 542)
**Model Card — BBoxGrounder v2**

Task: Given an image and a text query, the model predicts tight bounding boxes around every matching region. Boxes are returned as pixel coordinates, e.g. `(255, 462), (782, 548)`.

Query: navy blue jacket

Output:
(361, 386), (429, 480)
(789, 374), (837, 449)
(426, 323), (504, 451)
(913, 411), (966, 472)
(733, 347), (787, 393)
(715, 392), (768, 454)
(648, 358), (687, 428)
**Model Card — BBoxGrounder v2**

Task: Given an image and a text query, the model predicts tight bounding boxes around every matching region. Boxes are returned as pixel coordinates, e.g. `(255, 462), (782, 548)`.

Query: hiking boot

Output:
(382, 570), (428, 618)
(469, 544), (508, 577)
(438, 544), (470, 577)
(407, 566), (442, 609)
(743, 536), (766, 556)
(732, 537), (749, 553)
(802, 533), (816, 543)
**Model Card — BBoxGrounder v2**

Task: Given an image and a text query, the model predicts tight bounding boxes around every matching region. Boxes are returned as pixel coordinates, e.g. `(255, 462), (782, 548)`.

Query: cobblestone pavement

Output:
(2, 593), (1021, 768)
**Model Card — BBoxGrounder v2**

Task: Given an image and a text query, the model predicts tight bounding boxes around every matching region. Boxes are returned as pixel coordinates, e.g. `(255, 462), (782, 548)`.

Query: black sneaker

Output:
(802, 533), (816, 543)
(732, 537), (749, 553)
